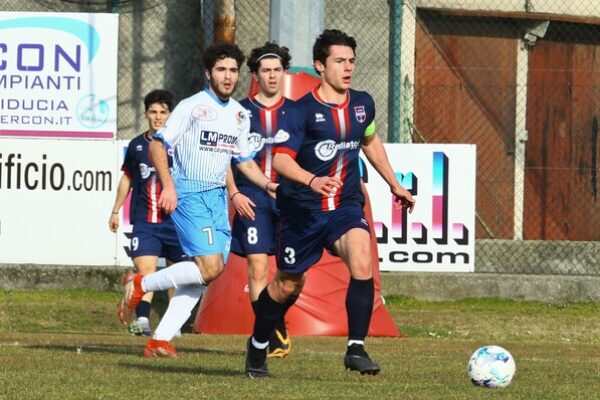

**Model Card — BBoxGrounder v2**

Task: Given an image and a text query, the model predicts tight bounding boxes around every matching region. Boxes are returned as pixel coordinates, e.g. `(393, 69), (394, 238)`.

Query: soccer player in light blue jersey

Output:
(245, 29), (416, 378)
(121, 43), (277, 358)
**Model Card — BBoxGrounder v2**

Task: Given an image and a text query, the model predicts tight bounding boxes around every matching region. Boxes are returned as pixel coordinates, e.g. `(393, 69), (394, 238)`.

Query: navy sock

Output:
(135, 300), (151, 319)
(274, 293), (298, 334)
(346, 277), (374, 341)
(253, 288), (285, 343)
(251, 300), (258, 316)
(283, 293), (299, 314)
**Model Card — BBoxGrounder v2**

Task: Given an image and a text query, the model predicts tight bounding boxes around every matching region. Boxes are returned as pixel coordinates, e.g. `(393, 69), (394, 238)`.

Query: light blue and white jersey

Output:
(154, 89), (252, 193)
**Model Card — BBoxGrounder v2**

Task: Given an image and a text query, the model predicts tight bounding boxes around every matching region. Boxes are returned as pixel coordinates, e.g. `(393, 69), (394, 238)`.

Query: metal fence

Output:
(1, 0), (598, 275)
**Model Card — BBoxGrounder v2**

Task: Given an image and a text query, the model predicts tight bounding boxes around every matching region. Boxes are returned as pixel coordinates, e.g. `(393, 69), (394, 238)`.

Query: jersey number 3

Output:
(284, 246), (296, 264)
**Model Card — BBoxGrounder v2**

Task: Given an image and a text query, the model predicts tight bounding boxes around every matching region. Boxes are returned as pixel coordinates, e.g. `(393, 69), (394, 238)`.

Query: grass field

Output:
(1, 290), (599, 399)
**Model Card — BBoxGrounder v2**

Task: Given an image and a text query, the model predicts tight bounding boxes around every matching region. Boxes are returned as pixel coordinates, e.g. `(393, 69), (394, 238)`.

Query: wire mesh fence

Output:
(1, 0), (598, 275)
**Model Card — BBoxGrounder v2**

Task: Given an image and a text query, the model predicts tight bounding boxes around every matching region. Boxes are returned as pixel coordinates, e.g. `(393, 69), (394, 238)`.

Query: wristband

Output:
(111, 211), (119, 215)
(264, 181), (271, 191)
(308, 175), (317, 188)
(230, 192), (241, 201)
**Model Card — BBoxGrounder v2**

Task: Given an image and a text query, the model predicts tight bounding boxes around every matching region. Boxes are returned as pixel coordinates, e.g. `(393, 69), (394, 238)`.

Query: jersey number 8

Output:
(247, 227), (258, 244)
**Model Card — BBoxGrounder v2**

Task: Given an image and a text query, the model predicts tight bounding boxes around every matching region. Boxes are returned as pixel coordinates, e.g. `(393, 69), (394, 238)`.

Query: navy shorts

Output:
(231, 186), (279, 256)
(276, 204), (370, 274)
(130, 221), (187, 261)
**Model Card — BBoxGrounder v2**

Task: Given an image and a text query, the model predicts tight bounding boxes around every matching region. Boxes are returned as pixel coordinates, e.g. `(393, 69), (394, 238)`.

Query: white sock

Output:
(348, 340), (365, 347)
(142, 261), (204, 292)
(153, 284), (206, 342)
(251, 337), (269, 350)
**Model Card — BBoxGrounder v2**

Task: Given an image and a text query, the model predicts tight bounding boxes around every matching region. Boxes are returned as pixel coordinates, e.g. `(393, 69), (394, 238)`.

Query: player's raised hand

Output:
(392, 185), (415, 213)
(309, 175), (343, 197)
(159, 185), (178, 213)
(231, 192), (256, 220)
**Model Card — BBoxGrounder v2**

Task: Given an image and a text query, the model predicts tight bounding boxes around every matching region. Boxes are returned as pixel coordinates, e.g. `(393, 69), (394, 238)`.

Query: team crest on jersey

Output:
(193, 105), (217, 121)
(315, 113), (326, 123)
(354, 105), (366, 123)
(236, 111), (247, 125)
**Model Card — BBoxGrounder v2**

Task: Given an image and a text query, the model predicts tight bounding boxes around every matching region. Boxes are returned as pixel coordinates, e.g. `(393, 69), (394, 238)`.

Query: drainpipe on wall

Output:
(214, 0), (236, 44)
(388, 0), (403, 143)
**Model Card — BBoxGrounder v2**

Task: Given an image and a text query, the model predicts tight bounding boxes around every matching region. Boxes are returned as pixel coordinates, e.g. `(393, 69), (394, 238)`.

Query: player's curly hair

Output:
(247, 41), (292, 73)
(144, 89), (174, 112)
(202, 42), (245, 71)
(312, 29), (357, 73)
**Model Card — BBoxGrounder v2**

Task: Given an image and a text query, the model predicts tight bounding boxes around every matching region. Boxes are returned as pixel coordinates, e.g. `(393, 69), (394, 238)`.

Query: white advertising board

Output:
(365, 144), (476, 272)
(0, 12), (118, 139)
(0, 138), (119, 265)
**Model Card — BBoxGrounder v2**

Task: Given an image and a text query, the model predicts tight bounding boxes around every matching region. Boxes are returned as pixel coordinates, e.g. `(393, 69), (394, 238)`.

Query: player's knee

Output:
(249, 266), (269, 285)
(134, 260), (158, 276)
(194, 258), (224, 282)
(349, 257), (373, 280)
(272, 273), (304, 298)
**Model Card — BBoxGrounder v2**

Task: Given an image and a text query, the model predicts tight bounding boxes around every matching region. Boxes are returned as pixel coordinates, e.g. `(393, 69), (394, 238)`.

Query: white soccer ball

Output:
(467, 345), (516, 388)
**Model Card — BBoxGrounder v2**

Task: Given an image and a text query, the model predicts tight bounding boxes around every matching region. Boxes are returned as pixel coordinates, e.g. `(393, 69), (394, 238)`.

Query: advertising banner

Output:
(0, 12), (118, 139)
(365, 144), (476, 272)
(0, 138), (119, 265)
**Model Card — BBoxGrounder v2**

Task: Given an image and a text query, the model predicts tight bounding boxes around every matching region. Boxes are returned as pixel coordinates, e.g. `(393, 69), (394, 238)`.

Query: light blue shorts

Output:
(171, 187), (231, 261)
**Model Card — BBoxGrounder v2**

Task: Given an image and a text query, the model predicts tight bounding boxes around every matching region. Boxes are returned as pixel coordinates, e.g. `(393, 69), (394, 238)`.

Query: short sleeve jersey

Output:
(154, 89), (252, 193)
(274, 88), (375, 212)
(234, 96), (295, 187)
(121, 133), (173, 224)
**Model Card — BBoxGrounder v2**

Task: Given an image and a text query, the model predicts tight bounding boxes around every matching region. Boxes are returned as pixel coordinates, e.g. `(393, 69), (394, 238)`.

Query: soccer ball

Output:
(467, 345), (516, 388)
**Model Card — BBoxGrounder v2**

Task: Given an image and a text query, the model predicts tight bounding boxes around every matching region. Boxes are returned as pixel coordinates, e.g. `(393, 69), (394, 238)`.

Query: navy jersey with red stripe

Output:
(275, 88), (375, 212)
(234, 96), (295, 186)
(122, 132), (173, 224)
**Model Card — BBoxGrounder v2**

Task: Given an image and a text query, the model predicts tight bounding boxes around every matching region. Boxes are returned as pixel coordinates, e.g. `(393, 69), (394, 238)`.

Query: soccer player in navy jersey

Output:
(109, 89), (186, 337)
(121, 43), (277, 358)
(245, 29), (416, 378)
(227, 42), (296, 358)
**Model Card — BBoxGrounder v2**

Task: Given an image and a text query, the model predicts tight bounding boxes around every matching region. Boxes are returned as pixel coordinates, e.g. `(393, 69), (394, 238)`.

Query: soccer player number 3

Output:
(284, 247), (296, 264)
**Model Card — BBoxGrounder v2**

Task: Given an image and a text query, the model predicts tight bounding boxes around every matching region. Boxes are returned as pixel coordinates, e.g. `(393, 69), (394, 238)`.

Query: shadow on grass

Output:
(118, 360), (240, 376)
(26, 343), (239, 357)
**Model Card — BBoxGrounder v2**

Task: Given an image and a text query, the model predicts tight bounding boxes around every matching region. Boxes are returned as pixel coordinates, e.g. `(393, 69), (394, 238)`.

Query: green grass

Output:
(1, 290), (599, 399)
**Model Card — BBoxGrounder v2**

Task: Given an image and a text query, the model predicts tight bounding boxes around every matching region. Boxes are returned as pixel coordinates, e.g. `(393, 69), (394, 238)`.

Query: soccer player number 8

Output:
(247, 227), (258, 244)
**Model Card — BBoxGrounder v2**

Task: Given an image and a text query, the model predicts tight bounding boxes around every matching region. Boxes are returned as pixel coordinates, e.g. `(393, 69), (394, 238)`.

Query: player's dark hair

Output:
(202, 42), (245, 71)
(247, 41), (291, 73)
(312, 29), (357, 73)
(144, 89), (174, 112)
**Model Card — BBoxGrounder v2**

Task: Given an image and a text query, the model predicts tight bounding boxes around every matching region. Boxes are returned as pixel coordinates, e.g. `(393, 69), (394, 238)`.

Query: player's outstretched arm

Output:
(226, 165), (256, 220)
(109, 174), (132, 232)
(149, 139), (178, 213)
(272, 153), (342, 197)
(361, 134), (415, 213)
